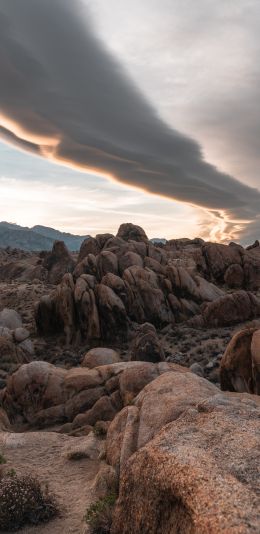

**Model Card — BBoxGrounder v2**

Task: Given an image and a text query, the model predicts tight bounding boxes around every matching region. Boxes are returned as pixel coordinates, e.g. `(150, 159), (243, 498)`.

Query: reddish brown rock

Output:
(202, 290), (260, 327)
(203, 242), (243, 281)
(221, 328), (260, 394)
(130, 323), (165, 363)
(116, 223), (148, 243)
(2, 360), (187, 430)
(78, 237), (101, 261)
(224, 263), (244, 288)
(43, 240), (75, 284)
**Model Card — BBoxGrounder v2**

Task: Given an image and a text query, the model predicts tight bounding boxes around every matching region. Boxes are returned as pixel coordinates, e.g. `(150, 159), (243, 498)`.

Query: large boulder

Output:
(123, 265), (173, 326)
(0, 336), (30, 373)
(131, 323), (165, 363)
(167, 265), (223, 303)
(220, 328), (260, 394)
(202, 242), (243, 282)
(202, 290), (260, 327)
(112, 392), (260, 534)
(82, 348), (120, 368)
(224, 263), (244, 288)
(202, 241), (260, 290)
(42, 240), (76, 284)
(106, 371), (217, 470)
(78, 237), (100, 262)
(0, 308), (22, 330)
(2, 360), (182, 429)
(97, 284), (128, 341)
(116, 223), (148, 243)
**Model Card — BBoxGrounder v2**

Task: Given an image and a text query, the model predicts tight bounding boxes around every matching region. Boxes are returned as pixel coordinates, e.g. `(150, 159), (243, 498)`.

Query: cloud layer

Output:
(0, 0), (259, 242)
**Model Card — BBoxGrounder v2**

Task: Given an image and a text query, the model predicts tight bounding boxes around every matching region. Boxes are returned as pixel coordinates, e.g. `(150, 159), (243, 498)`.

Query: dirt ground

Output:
(0, 431), (100, 534)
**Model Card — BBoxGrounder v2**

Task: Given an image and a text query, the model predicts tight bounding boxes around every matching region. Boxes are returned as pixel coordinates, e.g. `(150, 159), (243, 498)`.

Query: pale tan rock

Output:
(82, 348), (120, 368)
(112, 393), (260, 534)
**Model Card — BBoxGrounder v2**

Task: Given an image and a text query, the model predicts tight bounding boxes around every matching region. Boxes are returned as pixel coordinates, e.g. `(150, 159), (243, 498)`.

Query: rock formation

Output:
(35, 225), (260, 346)
(220, 328), (260, 394)
(111, 392), (260, 534)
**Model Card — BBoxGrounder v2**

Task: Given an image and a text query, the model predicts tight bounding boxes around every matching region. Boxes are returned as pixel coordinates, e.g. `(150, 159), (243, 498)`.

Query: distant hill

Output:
(0, 222), (90, 251)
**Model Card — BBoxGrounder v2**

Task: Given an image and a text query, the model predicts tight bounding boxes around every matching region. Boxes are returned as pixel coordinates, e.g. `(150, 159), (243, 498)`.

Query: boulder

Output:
(131, 323), (165, 363)
(116, 223), (148, 243)
(97, 250), (119, 279)
(0, 336), (30, 372)
(0, 407), (10, 431)
(123, 265), (173, 326)
(13, 327), (30, 343)
(202, 291), (260, 327)
(97, 284), (128, 342)
(2, 360), (188, 430)
(112, 393), (260, 534)
(0, 308), (22, 330)
(118, 251), (143, 274)
(0, 326), (12, 341)
(224, 263), (244, 288)
(202, 242), (242, 281)
(220, 328), (260, 394)
(106, 371), (217, 470)
(82, 348), (120, 368)
(42, 240), (76, 284)
(95, 233), (114, 249)
(251, 330), (260, 393)
(78, 237), (100, 261)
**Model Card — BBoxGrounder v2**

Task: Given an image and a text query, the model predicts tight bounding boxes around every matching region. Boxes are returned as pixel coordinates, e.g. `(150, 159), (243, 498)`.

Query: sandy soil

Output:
(0, 431), (100, 534)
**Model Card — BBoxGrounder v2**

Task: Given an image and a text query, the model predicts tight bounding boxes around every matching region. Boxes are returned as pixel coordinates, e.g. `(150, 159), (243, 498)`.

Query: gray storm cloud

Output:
(0, 0), (259, 241)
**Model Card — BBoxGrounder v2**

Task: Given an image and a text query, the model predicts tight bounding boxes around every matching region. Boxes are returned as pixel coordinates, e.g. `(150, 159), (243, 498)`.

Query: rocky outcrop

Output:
(34, 225), (260, 344)
(0, 309), (34, 374)
(78, 236), (101, 262)
(220, 328), (260, 394)
(112, 392), (260, 534)
(42, 240), (76, 284)
(201, 291), (260, 327)
(203, 242), (260, 290)
(1, 360), (184, 430)
(106, 371), (217, 470)
(131, 323), (165, 363)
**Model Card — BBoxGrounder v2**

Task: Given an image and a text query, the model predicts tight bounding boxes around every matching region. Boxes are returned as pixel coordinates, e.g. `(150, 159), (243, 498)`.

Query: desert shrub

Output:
(93, 422), (108, 438)
(67, 449), (89, 460)
(0, 452), (6, 465)
(85, 493), (117, 534)
(0, 474), (59, 531)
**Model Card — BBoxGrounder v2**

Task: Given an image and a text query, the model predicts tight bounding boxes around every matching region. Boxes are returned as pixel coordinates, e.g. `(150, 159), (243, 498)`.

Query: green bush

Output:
(85, 493), (117, 534)
(0, 474), (59, 531)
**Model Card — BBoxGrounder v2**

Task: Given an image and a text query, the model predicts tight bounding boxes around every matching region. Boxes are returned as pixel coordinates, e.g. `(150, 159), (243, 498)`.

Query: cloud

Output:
(0, 0), (259, 242)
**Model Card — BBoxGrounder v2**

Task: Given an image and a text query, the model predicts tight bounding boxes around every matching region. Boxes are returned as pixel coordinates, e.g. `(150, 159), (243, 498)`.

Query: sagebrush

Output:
(0, 474), (59, 531)
(85, 493), (117, 534)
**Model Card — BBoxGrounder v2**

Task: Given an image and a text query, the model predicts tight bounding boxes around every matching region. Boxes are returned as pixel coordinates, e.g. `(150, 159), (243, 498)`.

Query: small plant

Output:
(85, 493), (117, 534)
(6, 468), (16, 477)
(0, 453), (6, 465)
(0, 474), (59, 531)
(67, 450), (89, 460)
(93, 422), (108, 438)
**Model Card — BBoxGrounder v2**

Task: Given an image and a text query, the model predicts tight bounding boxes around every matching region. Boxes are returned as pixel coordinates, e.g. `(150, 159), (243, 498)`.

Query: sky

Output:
(0, 0), (259, 243)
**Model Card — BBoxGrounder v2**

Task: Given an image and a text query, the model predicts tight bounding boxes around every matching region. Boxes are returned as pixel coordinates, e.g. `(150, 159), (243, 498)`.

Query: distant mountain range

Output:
(0, 222), (90, 251)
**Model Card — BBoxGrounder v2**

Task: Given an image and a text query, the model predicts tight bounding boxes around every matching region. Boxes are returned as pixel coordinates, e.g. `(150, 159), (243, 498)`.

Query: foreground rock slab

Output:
(112, 393), (260, 534)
